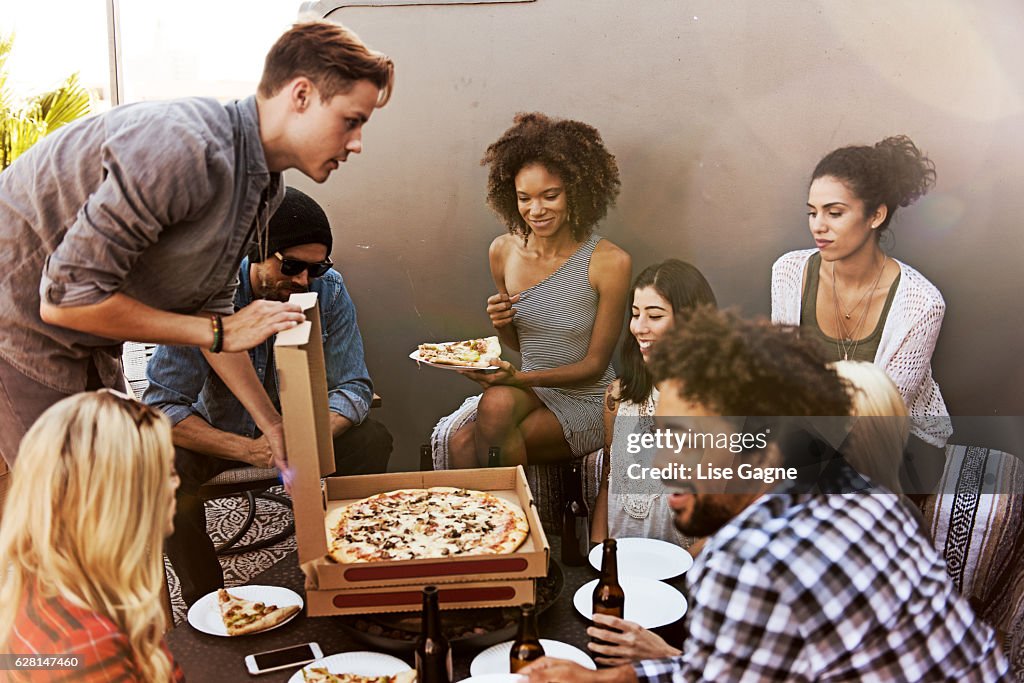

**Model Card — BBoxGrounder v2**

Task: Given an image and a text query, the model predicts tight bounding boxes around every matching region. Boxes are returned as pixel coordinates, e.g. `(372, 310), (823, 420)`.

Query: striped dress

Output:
(513, 234), (615, 457)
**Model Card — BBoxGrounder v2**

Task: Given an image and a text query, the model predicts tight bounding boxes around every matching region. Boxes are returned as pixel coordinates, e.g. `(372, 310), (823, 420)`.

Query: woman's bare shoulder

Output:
(590, 239), (632, 290)
(489, 232), (517, 252)
(488, 233), (518, 267)
(593, 238), (630, 262)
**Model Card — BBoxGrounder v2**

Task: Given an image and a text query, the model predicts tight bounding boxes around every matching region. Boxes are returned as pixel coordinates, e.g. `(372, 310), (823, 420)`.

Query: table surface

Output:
(166, 535), (688, 682)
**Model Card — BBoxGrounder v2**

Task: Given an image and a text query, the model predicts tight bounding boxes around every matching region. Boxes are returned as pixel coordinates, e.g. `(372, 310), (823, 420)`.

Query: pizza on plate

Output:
(325, 487), (530, 564)
(416, 336), (501, 368)
(217, 588), (300, 636)
(301, 668), (416, 683)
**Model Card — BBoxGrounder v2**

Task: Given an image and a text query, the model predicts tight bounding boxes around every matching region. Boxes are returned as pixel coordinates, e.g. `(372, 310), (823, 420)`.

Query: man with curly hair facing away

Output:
(444, 112), (631, 470)
(524, 308), (1009, 682)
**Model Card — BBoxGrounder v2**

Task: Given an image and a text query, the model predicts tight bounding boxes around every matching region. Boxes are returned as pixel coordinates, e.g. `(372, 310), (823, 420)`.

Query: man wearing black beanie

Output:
(145, 187), (393, 606)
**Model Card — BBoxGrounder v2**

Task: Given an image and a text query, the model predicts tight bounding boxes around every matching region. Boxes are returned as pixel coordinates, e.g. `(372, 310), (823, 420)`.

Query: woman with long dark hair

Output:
(592, 259), (716, 542)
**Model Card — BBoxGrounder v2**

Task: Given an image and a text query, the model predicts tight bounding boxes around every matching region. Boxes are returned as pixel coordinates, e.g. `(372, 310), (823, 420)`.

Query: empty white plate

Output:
(470, 639), (595, 676)
(588, 537), (693, 580)
(457, 675), (526, 683)
(289, 652), (411, 683)
(573, 576), (687, 629)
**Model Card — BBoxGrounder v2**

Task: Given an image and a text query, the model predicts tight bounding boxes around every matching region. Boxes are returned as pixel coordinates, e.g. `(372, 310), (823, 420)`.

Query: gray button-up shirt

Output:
(0, 96), (282, 393)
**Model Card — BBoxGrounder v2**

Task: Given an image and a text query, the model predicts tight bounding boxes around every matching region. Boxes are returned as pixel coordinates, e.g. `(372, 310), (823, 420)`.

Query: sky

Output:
(2, 0), (303, 107)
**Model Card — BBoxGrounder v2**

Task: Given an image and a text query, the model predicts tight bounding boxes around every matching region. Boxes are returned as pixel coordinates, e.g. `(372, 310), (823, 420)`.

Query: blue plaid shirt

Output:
(634, 464), (1010, 682)
(143, 258), (373, 435)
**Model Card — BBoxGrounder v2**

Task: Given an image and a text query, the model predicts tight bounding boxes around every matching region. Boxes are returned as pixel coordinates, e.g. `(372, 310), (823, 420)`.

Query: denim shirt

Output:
(0, 95), (281, 393)
(143, 258), (373, 436)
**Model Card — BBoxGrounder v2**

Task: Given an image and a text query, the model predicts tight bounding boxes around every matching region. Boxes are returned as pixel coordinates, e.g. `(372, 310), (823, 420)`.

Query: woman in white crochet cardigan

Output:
(771, 136), (950, 494)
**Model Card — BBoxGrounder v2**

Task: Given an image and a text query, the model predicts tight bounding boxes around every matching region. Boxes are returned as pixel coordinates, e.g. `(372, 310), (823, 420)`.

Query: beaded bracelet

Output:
(209, 314), (223, 353)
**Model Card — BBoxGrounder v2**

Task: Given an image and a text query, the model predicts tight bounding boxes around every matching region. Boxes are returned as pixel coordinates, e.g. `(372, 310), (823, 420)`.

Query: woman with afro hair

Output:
(443, 112), (631, 469)
(771, 135), (950, 494)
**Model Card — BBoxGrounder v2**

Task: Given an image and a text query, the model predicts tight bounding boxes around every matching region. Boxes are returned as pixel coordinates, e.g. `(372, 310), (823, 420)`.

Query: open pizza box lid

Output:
(276, 293), (549, 605)
(275, 291), (335, 484)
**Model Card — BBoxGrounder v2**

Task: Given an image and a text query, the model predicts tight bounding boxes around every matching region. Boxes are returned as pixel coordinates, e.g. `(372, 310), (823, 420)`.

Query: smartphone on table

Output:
(244, 642), (323, 675)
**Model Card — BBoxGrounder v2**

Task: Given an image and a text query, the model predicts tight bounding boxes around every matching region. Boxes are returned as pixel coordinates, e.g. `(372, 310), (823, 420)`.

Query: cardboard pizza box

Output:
(305, 576), (536, 617)
(276, 293), (549, 615)
(310, 467), (549, 591)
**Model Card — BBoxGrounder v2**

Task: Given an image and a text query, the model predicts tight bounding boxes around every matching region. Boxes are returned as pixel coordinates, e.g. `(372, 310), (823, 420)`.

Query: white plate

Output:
(588, 537), (694, 580)
(573, 577), (687, 629)
(470, 639), (595, 676)
(457, 675), (526, 683)
(289, 652), (411, 683)
(187, 585), (302, 637)
(409, 349), (499, 372)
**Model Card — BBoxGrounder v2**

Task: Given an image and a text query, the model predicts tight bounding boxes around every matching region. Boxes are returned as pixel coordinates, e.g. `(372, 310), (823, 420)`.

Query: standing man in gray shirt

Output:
(0, 21), (394, 478)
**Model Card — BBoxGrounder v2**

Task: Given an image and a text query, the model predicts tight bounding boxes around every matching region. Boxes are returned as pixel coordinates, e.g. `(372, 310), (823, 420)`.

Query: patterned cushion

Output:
(921, 445), (1024, 676)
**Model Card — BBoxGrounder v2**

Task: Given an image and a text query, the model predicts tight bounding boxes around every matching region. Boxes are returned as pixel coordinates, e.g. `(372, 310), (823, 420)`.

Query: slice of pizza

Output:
(302, 668), (416, 683)
(217, 588), (300, 636)
(417, 336), (501, 368)
(302, 668), (344, 683)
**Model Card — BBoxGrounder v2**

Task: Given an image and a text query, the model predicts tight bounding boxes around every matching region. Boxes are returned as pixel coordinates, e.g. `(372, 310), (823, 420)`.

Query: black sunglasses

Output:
(274, 251), (333, 278)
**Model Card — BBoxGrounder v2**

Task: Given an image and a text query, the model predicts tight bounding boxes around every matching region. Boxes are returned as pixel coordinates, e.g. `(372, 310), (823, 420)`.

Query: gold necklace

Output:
(831, 256), (886, 361)
(834, 272), (873, 320)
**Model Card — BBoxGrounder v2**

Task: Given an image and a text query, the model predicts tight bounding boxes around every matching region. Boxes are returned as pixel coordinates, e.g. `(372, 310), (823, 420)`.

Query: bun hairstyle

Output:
(482, 112), (621, 244)
(812, 135), (936, 232)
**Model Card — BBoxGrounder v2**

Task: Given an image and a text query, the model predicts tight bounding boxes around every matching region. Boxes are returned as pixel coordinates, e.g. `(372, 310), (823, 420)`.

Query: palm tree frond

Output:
(6, 115), (47, 164)
(0, 34), (15, 116)
(32, 73), (91, 131)
(0, 35), (91, 171)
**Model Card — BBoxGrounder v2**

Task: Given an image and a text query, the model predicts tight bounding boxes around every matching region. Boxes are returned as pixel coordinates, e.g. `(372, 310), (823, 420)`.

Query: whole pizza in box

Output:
(325, 487), (529, 563)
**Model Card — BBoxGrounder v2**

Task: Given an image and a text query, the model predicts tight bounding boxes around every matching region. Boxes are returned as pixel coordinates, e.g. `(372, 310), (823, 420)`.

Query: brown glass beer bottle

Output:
(591, 538), (625, 663)
(415, 586), (452, 683)
(560, 458), (590, 566)
(509, 603), (545, 672)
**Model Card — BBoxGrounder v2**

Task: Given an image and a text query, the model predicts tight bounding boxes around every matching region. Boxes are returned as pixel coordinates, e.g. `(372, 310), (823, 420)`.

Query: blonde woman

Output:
(0, 391), (184, 682)
(832, 360), (909, 495)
